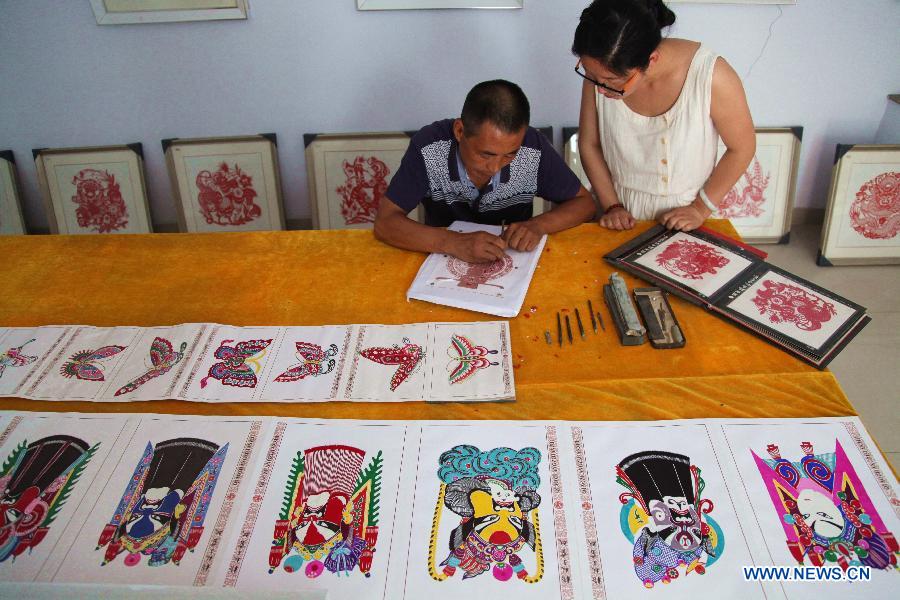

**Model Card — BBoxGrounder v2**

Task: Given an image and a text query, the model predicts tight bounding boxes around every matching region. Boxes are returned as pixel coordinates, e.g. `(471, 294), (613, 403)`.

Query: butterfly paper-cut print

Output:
(0, 338), (38, 379)
(200, 338), (272, 389)
(59, 345), (126, 381)
(114, 337), (188, 396)
(359, 337), (423, 391)
(274, 342), (339, 382)
(446, 334), (499, 385)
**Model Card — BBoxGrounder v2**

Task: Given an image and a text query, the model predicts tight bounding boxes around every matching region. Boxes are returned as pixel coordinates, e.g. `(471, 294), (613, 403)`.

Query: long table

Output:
(0, 220), (854, 420)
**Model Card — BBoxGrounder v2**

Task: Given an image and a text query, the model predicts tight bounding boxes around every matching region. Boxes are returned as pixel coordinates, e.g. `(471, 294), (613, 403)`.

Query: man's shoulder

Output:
(409, 119), (455, 150)
(521, 126), (552, 152)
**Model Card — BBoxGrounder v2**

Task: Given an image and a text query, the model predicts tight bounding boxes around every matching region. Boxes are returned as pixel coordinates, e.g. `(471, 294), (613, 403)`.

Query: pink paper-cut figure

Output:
(71, 169), (129, 233)
(718, 157), (770, 219)
(752, 440), (899, 571)
(751, 280), (837, 332)
(655, 240), (729, 280)
(849, 171), (900, 240)
(336, 156), (390, 225)
(195, 162), (261, 226)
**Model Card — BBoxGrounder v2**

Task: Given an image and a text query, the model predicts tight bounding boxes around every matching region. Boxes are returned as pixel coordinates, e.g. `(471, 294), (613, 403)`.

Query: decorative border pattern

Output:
(500, 323), (512, 395)
(194, 419), (262, 586)
(0, 415), (23, 447)
(23, 327), (78, 396)
(165, 325), (209, 397)
(330, 326), (355, 400)
(545, 425), (574, 599)
(571, 426), (606, 599)
(224, 420), (286, 586)
(844, 420), (900, 518)
(180, 324), (221, 396)
(343, 325), (368, 397)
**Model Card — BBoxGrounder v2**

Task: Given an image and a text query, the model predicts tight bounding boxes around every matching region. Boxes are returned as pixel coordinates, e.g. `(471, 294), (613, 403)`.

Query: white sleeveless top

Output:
(595, 44), (719, 220)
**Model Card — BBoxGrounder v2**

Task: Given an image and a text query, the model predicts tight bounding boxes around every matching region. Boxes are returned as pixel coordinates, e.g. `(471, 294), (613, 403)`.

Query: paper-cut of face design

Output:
(646, 495), (703, 552)
(797, 489), (846, 539)
(269, 444), (383, 578)
(97, 437), (227, 568)
(0, 435), (94, 563)
(616, 450), (721, 588)
(753, 441), (899, 571)
(433, 444), (543, 582)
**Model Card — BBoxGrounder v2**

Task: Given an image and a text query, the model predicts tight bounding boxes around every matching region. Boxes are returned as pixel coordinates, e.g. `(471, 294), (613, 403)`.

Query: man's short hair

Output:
(460, 80), (530, 137)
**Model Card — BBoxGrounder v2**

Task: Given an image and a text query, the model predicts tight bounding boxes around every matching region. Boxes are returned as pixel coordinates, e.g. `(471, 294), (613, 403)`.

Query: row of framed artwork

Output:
(0, 129), (897, 264)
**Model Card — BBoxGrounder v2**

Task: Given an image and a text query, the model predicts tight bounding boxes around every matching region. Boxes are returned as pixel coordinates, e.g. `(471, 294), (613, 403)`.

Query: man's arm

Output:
(373, 198), (507, 263)
(502, 186), (596, 251)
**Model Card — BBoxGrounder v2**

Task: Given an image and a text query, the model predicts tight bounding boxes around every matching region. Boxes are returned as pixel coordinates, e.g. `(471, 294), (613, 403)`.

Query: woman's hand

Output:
(598, 205), (636, 230)
(660, 198), (712, 231)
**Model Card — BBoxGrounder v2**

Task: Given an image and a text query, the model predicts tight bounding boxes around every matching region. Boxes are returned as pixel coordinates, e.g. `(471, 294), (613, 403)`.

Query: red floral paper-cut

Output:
(849, 171), (900, 240)
(195, 163), (261, 226)
(751, 280), (837, 332)
(336, 156), (390, 225)
(718, 157), (770, 219)
(655, 240), (730, 280)
(71, 169), (129, 233)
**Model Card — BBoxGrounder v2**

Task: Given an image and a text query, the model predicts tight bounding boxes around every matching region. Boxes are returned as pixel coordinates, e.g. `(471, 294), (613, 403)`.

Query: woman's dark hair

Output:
(572, 0), (676, 76)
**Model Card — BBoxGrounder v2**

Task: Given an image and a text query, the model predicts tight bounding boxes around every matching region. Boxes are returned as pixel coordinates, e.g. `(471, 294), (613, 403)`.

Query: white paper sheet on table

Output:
(1, 412), (897, 599)
(405, 221), (547, 317)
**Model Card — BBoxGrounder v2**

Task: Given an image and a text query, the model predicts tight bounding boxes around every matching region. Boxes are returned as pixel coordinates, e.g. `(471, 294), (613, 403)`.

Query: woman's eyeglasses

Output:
(574, 60), (636, 96)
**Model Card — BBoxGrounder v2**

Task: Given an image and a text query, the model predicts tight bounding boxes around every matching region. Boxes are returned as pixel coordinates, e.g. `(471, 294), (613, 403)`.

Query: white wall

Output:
(1, 1), (898, 231)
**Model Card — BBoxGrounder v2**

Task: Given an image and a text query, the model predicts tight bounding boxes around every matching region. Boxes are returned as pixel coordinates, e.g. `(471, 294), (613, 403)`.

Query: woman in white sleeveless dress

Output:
(573, 0), (756, 231)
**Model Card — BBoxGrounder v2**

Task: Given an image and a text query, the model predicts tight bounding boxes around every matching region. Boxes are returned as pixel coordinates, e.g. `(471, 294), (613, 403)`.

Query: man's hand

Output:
(660, 199), (711, 232)
(598, 206), (635, 230)
(501, 220), (545, 252)
(445, 230), (507, 263)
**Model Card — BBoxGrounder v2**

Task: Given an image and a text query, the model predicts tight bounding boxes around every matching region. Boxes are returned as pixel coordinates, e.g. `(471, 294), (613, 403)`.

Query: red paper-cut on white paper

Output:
(751, 280), (837, 332)
(196, 163), (261, 226)
(718, 157), (770, 219)
(655, 240), (730, 280)
(336, 156), (390, 225)
(849, 171), (900, 240)
(72, 169), (129, 233)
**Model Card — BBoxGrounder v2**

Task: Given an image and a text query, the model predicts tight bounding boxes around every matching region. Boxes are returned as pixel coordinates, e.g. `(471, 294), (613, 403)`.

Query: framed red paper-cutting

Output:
(819, 144), (900, 266)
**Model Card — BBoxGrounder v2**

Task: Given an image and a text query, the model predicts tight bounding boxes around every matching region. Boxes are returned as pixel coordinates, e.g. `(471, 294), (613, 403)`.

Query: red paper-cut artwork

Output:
(849, 171), (900, 240)
(656, 240), (730, 280)
(718, 157), (770, 219)
(336, 156), (390, 226)
(196, 163), (261, 226)
(444, 254), (514, 290)
(751, 280), (837, 331)
(359, 338), (422, 391)
(71, 169), (129, 233)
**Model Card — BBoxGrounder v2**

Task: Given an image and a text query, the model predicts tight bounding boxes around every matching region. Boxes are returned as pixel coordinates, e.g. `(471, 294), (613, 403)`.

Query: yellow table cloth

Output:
(0, 221), (854, 421)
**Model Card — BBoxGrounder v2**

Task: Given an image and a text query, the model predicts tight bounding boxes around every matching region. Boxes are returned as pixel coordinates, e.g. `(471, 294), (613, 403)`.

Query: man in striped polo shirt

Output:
(374, 80), (596, 263)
